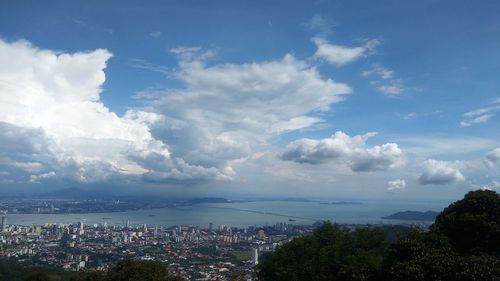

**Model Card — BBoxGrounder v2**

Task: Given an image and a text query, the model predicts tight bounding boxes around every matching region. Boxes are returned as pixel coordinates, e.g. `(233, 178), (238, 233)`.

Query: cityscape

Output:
(0, 1), (499, 280)
(0, 211), (314, 280)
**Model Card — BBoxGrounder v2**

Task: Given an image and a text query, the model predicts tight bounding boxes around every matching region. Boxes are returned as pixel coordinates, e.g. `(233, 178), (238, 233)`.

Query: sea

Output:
(6, 200), (449, 228)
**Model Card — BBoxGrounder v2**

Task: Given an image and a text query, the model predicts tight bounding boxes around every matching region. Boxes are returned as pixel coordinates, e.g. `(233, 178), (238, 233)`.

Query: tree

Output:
(105, 260), (183, 281)
(258, 190), (500, 281)
(381, 230), (458, 281)
(383, 190), (500, 281)
(257, 222), (388, 281)
(24, 271), (54, 281)
(431, 190), (500, 256)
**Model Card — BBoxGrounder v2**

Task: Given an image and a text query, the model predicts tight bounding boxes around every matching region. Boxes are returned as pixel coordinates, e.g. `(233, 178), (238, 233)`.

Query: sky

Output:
(0, 0), (499, 201)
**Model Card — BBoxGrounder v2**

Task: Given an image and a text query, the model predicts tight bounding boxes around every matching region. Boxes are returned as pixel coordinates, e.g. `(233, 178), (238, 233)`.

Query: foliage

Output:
(24, 271), (59, 281)
(0, 259), (182, 281)
(257, 222), (387, 281)
(431, 189), (500, 256)
(382, 190), (500, 281)
(258, 190), (500, 281)
(0, 259), (80, 281)
(102, 260), (183, 281)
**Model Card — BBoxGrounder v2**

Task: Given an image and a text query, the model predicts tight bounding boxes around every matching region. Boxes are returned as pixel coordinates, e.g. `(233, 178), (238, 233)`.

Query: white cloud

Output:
(362, 64), (404, 95)
(404, 112), (417, 120)
(270, 116), (323, 134)
(303, 14), (334, 36)
(376, 83), (404, 95)
(169, 46), (214, 62)
(127, 58), (170, 75)
(387, 179), (406, 192)
(4, 38), (422, 188)
(137, 51), (352, 181)
(461, 101), (500, 127)
(0, 39), (212, 183)
(280, 131), (405, 172)
(460, 114), (493, 127)
(150, 31), (161, 38)
(362, 65), (393, 80)
(464, 105), (500, 117)
(418, 159), (465, 185)
(312, 37), (380, 66)
(470, 181), (500, 191)
(485, 147), (500, 167)
(396, 136), (498, 157)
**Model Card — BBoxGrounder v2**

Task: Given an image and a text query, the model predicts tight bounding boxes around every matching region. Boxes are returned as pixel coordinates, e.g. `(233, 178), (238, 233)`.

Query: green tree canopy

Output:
(105, 260), (183, 281)
(383, 190), (500, 281)
(258, 190), (500, 281)
(431, 190), (500, 256)
(257, 222), (387, 281)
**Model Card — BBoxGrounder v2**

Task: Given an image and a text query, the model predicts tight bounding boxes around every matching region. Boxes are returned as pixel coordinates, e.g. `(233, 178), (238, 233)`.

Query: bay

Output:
(5, 200), (449, 228)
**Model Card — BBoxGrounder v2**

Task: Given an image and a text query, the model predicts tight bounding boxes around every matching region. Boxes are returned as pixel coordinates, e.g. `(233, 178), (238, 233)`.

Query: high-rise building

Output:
(209, 222), (213, 232)
(1, 214), (6, 232)
(252, 248), (259, 266)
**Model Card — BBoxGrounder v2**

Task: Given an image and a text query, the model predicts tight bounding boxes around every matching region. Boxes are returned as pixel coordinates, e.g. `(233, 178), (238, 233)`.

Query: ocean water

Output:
(6, 200), (449, 228)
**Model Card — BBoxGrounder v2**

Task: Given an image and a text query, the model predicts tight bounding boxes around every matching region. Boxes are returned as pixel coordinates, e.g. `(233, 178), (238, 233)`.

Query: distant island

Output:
(319, 201), (363, 205)
(382, 210), (439, 221)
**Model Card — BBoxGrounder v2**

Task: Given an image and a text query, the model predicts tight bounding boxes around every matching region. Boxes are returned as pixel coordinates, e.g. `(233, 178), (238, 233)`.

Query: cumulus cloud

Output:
(280, 131), (405, 172)
(312, 37), (380, 66)
(137, 50), (352, 179)
(387, 179), (406, 192)
(485, 147), (500, 167)
(0, 39), (221, 184)
(418, 159), (465, 185)
(0, 38), (355, 185)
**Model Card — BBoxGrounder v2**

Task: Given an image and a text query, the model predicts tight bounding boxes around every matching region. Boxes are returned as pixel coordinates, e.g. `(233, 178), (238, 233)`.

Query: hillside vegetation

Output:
(258, 190), (500, 281)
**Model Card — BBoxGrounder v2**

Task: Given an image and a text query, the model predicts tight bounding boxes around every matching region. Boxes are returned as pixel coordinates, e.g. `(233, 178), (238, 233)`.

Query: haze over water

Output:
(7, 200), (448, 227)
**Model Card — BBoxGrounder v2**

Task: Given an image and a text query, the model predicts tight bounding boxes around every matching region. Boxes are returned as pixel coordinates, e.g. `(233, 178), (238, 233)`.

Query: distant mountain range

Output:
(43, 187), (96, 198)
(319, 201), (363, 205)
(382, 210), (439, 221)
(187, 197), (232, 204)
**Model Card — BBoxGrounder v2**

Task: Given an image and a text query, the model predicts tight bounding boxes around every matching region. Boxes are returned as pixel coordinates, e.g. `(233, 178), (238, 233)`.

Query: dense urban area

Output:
(0, 211), (316, 280)
(0, 197), (428, 280)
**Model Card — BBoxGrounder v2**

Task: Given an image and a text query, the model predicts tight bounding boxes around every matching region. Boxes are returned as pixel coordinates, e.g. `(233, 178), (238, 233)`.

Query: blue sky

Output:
(0, 0), (499, 200)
